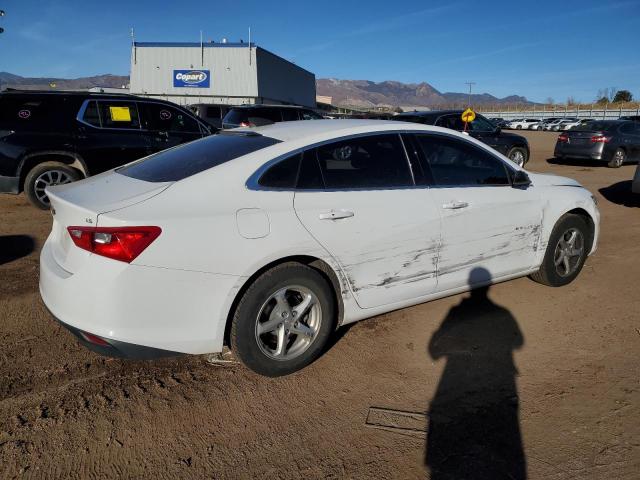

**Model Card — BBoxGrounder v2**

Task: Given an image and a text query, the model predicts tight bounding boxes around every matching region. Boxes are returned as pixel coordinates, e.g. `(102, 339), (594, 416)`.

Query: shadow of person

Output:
(0, 235), (36, 266)
(425, 267), (526, 480)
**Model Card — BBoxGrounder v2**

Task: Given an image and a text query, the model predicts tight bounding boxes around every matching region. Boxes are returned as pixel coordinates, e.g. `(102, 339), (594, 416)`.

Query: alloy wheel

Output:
(255, 285), (322, 361)
(553, 228), (584, 277)
(33, 169), (74, 206)
(612, 149), (625, 167)
(510, 150), (525, 167)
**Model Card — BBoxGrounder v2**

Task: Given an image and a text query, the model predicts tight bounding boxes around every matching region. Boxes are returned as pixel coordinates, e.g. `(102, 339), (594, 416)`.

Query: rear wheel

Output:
(516, 125), (522, 130)
(230, 262), (336, 376)
(24, 161), (81, 209)
(530, 214), (590, 287)
(607, 148), (626, 168)
(507, 147), (528, 167)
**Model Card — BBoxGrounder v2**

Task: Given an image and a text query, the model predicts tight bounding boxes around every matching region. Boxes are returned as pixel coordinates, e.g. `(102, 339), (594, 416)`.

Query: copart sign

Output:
(173, 70), (210, 88)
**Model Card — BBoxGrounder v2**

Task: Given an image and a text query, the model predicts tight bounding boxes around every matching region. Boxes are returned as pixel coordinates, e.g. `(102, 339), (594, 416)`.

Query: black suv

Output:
(0, 90), (212, 208)
(393, 110), (530, 166)
(222, 104), (323, 129)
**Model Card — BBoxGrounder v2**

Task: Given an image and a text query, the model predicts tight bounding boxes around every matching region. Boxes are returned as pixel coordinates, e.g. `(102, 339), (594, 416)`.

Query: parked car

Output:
(0, 90), (212, 209)
(561, 118), (594, 131)
(222, 104), (323, 128)
(507, 118), (539, 130)
(488, 117), (504, 125)
(554, 120), (640, 167)
(187, 103), (230, 129)
(620, 115), (640, 122)
(40, 120), (599, 376)
(393, 110), (530, 166)
(545, 118), (578, 131)
(529, 118), (559, 131)
(557, 119), (580, 131)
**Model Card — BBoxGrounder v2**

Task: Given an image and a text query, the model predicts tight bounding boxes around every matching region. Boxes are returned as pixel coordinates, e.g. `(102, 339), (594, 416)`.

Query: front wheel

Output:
(530, 214), (590, 287)
(607, 148), (626, 168)
(507, 147), (528, 167)
(230, 262), (336, 376)
(24, 161), (81, 209)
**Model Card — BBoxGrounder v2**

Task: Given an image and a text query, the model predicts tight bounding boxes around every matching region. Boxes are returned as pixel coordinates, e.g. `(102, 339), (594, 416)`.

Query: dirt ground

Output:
(1, 131), (638, 479)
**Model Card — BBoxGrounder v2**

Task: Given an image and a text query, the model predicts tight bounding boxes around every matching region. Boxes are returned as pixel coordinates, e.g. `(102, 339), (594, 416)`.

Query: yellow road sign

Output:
(461, 108), (475, 123)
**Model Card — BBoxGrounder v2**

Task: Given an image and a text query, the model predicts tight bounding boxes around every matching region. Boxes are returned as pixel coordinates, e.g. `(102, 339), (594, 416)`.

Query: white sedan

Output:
(40, 120), (600, 376)
(507, 118), (540, 130)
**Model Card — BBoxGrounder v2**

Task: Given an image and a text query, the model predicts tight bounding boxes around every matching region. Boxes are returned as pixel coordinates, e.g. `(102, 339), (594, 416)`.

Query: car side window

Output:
(96, 101), (140, 129)
(258, 153), (301, 188)
(314, 134), (413, 189)
(415, 134), (511, 187)
(468, 115), (497, 132)
(140, 103), (200, 133)
(620, 122), (636, 134)
(81, 100), (101, 127)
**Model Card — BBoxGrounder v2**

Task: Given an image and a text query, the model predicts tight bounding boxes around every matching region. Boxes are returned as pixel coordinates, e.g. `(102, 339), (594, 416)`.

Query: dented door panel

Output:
(294, 189), (441, 309)
(430, 186), (542, 291)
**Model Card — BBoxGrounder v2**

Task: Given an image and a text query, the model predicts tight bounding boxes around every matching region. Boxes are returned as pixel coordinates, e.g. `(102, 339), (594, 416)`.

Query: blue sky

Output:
(1, 0), (639, 102)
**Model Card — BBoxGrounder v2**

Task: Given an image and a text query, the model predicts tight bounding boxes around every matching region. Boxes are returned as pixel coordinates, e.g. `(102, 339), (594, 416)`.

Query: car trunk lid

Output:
(46, 172), (171, 273)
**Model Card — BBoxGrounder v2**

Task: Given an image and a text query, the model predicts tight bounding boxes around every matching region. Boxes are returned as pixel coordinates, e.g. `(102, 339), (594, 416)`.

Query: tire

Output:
(24, 161), (81, 209)
(530, 214), (590, 287)
(507, 147), (528, 167)
(607, 148), (626, 168)
(516, 125), (522, 130)
(230, 262), (336, 376)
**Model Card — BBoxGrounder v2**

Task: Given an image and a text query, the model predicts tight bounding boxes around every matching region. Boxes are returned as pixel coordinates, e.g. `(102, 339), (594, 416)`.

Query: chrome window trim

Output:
(246, 129), (519, 192)
(76, 98), (206, 134)
(76, 98), (142, 131)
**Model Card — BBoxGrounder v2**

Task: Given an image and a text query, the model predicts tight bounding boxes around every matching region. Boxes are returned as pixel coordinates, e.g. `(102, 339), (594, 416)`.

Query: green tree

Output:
(612, 90), (633, 103)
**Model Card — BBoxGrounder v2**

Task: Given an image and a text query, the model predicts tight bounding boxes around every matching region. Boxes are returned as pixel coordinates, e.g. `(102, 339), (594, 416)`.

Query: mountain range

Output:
(0, 72), (532, 108)
(316, 78), (532, 109)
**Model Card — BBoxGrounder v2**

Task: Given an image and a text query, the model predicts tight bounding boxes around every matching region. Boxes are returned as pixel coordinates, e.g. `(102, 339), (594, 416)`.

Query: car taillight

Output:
(558, 134), (569, 143)
(239, 121), (250, 127)
(591, 135), (611, 143)
(67, 226), (161, 263)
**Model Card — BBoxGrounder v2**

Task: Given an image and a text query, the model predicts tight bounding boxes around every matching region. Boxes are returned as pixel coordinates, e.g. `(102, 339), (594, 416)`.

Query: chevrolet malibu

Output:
(40, 120), (600, 376)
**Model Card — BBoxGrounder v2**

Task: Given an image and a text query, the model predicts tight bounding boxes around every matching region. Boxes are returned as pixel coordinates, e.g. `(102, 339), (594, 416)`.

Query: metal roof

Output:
(134, 42), (255, 48)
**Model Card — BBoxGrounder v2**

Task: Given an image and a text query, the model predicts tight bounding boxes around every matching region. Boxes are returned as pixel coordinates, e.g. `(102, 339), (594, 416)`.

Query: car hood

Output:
(529, 172), (582, 188)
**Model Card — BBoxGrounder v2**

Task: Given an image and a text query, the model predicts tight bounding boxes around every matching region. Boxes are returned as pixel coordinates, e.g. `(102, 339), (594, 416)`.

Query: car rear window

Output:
(223, 108), (282, 127)
(118, 132), (281, 182)
(0, 95), (69, 130)
(574, 121), (618, 132)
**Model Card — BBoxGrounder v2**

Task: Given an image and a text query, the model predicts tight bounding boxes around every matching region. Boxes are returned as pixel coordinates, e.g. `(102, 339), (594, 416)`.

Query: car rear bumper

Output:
(51, 311), (183, 359)
(554, 143), (605, 160)
(0, 175), (19, 194)
(39, 239), (243, 356)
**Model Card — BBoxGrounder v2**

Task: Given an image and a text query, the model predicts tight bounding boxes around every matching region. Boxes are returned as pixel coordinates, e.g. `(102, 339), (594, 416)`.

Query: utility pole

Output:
(465, 81), (476, 107)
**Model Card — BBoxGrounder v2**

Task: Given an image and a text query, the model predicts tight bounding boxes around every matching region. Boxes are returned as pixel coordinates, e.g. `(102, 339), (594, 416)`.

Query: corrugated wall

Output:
(130, 44), (316, 107)
(256, 48), (316, 107)
(130, 45), (259, 99)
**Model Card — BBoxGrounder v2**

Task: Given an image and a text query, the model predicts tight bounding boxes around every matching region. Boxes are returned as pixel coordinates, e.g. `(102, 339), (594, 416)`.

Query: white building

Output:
(129, 41), (316, 107)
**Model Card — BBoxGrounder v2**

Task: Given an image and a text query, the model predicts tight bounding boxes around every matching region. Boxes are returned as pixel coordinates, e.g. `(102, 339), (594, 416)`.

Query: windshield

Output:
(118, 132), (281, 182)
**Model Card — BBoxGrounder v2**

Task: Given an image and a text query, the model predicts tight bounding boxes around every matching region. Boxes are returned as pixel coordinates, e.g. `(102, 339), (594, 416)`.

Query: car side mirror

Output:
(512, 169), (531, 188)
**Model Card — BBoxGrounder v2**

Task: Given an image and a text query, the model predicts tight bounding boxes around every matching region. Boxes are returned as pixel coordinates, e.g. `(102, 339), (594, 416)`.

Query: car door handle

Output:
(442, 201), (469, 210)
(319, 210), (355, 220)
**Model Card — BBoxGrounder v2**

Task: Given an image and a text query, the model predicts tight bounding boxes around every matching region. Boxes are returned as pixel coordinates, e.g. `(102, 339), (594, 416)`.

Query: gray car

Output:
(554, 120), (640, 168)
